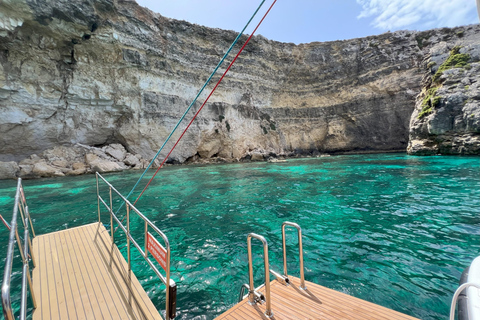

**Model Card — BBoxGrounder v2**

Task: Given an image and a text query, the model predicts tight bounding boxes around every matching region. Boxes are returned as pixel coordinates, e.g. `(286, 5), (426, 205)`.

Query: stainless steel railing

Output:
(238, 283), (250, 303)
(282, 221), (306, 290)
(2, 178), (37, 320)
(96, 173), (176, 320)
(239, 222), (306, 316)
(450, 282), (480, 320)
(247, 233), (273, 318)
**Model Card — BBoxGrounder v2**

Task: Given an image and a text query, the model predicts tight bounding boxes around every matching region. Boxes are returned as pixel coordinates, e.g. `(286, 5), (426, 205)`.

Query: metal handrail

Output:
(238, 283), (250, 302)
(450, 282), (480, 320)
(18, 186), (36, 238)
(2, 178), (37, 320)
(96, 173), (176, 320)
(282, 221), (306, 290)
(247, 233), (273, 318)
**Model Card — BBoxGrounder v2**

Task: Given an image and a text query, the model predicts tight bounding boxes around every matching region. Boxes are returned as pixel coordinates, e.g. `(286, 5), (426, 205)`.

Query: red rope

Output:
(1, 214), (11, 230)
(133, 0), (278, 206)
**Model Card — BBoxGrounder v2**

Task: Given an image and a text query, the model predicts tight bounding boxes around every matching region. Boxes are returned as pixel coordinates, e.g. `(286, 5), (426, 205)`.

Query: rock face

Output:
(0, 161), (19, 179)
(0, 0), (479, 180)
(1, 143), (148, 179)
(407, 32), (480, 155)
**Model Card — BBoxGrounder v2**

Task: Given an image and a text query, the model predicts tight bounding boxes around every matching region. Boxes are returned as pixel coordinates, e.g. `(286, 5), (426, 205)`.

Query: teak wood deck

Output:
(31, 222), (162, 320)
(216, 276), (419, 320)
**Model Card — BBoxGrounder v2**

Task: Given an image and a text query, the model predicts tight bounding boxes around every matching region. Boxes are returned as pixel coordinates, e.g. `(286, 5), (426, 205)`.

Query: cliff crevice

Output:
(0, 0), (479, 179)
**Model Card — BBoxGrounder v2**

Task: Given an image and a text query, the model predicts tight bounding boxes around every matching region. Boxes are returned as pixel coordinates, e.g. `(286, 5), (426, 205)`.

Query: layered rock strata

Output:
(0, 0), (479, 179)
(407, 32), (480, 155)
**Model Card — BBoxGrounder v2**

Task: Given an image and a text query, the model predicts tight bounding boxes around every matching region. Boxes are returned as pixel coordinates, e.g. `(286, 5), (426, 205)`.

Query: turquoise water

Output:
(1, 153), (479, 319)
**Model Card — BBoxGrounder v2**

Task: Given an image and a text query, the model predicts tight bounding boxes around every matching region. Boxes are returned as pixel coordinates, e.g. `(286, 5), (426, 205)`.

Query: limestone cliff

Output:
(407, 31), (480, 155)
(0, 0), (478, 178)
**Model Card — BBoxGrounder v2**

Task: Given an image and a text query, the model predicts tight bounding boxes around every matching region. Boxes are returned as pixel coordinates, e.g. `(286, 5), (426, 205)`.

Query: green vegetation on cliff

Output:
(419, 46), (470, 119)
(418, 87), (442, 118)
(432, 46), (470, 83)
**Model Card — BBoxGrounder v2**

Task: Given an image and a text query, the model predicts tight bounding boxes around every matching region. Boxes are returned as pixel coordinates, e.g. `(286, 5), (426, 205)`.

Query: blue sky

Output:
(136, 0), (479, 44)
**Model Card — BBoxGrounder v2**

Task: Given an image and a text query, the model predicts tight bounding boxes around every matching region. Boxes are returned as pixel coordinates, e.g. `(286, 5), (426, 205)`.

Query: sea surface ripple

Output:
(0, 154), (479, 319)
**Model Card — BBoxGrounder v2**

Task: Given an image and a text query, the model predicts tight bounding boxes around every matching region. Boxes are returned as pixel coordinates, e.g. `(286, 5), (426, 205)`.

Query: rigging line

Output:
(133, 0), (278, 206)
(115, 0), (268, 216)
(0, 214), (11, 230)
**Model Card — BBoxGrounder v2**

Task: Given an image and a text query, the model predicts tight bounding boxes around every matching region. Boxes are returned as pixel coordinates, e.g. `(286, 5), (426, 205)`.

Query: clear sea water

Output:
(1, 153), (479, 319)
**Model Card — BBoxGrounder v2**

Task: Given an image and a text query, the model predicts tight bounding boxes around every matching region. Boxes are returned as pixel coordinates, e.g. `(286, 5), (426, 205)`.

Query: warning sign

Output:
(147, 232), (167, 271)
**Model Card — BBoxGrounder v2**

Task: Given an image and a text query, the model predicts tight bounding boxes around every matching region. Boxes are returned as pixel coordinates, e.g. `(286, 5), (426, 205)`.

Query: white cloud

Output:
(357, 0), (478, 30)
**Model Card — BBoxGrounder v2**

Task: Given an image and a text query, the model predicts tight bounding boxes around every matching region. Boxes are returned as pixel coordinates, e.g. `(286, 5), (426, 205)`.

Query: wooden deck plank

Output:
(293, 277), (414, 320)
(268, 281), (351, 320)
(51, 231), (75, 320)
(84, 221), (156, 320)
(60, 225), (96, 320)
(70, 225), (114, 319)
(85, 222), (161, 320)
(32, 223), (163, 320)
(67, 224), (106, 319)
(35, 235), (51, 320)
(271, 280), (382, 320)
(78, 224), (130, 320)
(44, 233), (61, 318)
(56, 229), (86, 320)
(216, 276), (419, 320)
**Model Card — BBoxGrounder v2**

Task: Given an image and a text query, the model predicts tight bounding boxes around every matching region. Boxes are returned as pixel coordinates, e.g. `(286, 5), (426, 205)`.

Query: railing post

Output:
(28, 239), (35, 268)
(25, 207), (36, 268)
(22, 218), (36, 318)
(282, 222), (306, 290)
(247, 235), (254, 304)
(144, 221), (148, 256)
(247, 233), (273, 318)
(26, 206), (35, 238)
(126, 203), (131, 271)
(298, 228), (305, 289)
(109, 187), (113, 241)
(166, 279), (170, 320)
(15, 228), (26, 264)
(2, 179), (23, 320)
(166, 242), (171, 320)
(20, 221), (28, 320)
(96, 173), (100, 223)
(95, 173), (176, 319)
(26, 267), (36, 310)
(18, 199), (26, 229)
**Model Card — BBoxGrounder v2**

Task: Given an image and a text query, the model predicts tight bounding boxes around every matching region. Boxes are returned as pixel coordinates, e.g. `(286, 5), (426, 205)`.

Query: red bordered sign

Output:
(146, 232), (167, 272)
